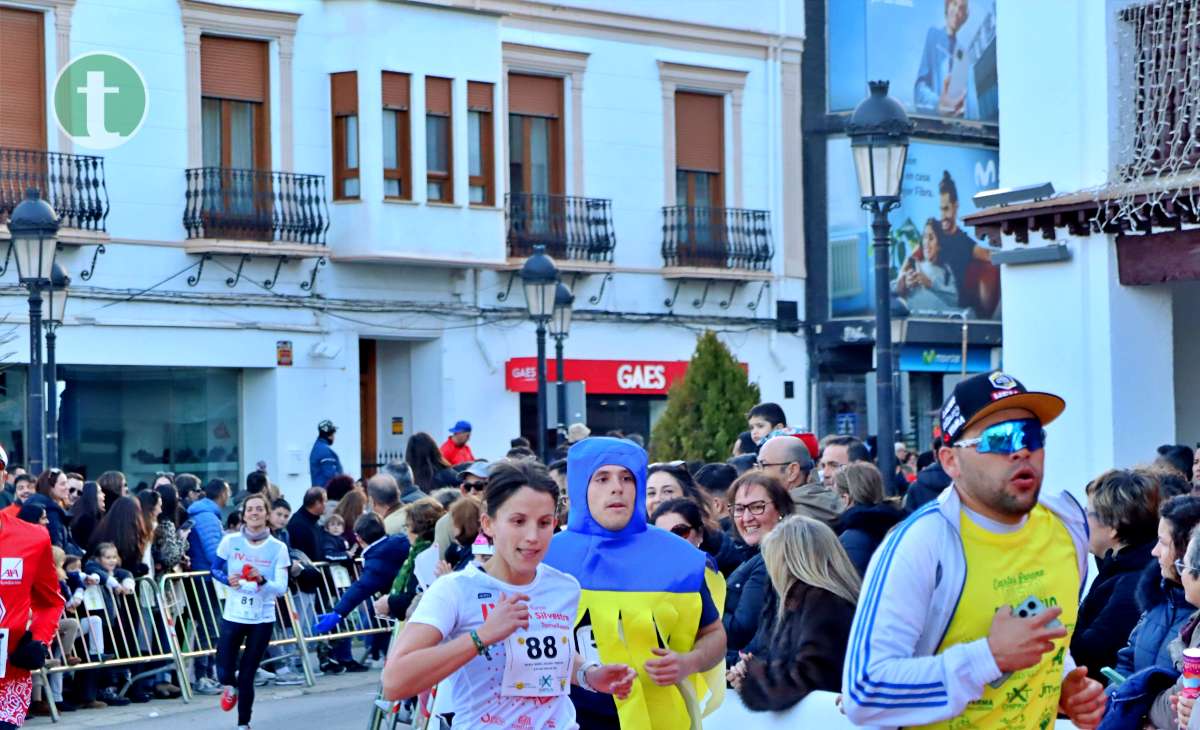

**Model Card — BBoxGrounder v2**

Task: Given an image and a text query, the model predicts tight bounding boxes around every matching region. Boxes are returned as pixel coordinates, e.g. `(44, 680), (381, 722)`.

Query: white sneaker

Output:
(193, 677), (222, 695)
(273, 669), (304, 687)
(253, 668), (275, 687)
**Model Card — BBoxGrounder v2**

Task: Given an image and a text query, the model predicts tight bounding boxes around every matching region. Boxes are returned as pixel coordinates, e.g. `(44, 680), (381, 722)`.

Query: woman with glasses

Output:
(729, 515), (859, 712)
(1147, 528), (1200, 729)
(648, 463), (744, 577)
(1113, 495), (1200, 682)
(722, 472), (792, 666)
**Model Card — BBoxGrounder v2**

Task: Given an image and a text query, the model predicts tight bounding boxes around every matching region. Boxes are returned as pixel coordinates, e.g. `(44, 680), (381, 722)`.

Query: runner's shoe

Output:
(220, 685), (237, 712)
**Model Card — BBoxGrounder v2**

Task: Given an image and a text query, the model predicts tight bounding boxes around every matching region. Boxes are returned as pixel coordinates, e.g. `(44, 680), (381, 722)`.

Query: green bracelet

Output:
(470, 629), (491, 659)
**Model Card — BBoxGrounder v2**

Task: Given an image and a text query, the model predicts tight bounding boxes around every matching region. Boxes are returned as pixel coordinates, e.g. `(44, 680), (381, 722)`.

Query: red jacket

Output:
(0, 513), (63, 677)
(440, 438), (475, 466)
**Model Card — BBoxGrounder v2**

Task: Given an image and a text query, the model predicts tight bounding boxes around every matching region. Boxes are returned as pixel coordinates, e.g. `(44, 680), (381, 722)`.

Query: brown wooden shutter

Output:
(330, 72), (357, 116)
(0, 7), (46, 150)
(467, 81), (493, 112)
(508, 74), (561, 117)
(201, 35), (268, 102)
(382, 72), (410, 110)
(675, 91), (724, 173)
(425, 77), (452, 115)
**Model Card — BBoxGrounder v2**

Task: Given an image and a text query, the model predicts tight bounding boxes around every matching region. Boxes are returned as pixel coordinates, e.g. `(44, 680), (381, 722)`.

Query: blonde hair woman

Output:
(833, 462), (904, 577)
(730, 515), (860, 712)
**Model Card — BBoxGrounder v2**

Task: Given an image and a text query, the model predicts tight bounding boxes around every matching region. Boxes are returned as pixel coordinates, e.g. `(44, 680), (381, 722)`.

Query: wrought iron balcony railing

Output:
(661, 205), (773, 271)
(506, 193), (616, 263)
(0, 147), (109, 231)
(183, 167), (329, 245)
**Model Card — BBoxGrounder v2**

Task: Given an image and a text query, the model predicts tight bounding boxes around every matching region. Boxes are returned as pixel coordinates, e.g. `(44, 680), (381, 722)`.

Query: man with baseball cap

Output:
(842, 371), (1106, 729)
(309, 419), (344, 488)
(440, 420), (475, 466)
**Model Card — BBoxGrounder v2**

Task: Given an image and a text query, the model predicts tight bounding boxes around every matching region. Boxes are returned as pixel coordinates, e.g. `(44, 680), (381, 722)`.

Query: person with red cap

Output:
(0, 506), (64, 728)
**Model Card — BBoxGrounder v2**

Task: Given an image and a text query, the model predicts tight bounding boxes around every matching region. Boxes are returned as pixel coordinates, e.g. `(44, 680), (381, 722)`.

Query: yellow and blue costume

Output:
(545, 437), (720, 730)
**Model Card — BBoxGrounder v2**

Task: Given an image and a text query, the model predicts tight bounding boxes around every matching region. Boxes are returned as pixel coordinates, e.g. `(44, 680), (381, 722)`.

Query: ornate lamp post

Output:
(42, 263), (70, 469)
(519, 245), (559, 462)
(548, 282), (574, 450)
(9, 188), (60, 475)
(846, 81), (912, 488)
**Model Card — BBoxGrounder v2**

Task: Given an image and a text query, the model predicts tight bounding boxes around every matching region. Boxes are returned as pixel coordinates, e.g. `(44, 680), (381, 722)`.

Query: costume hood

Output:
(546, 436), (705, 593)
(565, 436), (649, 538)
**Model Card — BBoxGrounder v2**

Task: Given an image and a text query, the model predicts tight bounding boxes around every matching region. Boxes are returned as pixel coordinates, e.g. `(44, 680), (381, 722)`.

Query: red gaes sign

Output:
(504, 358), (691, 395)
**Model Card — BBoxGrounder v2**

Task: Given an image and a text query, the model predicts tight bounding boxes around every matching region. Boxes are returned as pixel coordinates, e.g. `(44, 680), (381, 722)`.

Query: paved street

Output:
(26, 669), (386, 729)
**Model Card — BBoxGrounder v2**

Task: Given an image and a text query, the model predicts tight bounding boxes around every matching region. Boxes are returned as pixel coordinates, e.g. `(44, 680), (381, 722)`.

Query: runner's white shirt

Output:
(409, 561), (582, 730)
(215, 532), (290, 624)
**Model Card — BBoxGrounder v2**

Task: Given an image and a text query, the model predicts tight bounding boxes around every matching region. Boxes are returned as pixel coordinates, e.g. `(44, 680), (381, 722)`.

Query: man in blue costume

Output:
(545, 437), (726, 730)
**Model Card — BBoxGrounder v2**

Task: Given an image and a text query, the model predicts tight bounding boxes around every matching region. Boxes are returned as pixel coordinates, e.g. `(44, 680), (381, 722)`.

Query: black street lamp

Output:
(548, 282), (574, 450)
(42, 263), (70, 469)
(846, 81), (912, 492)
(519, 245), (559, 462)
(9, 188), (60, 475)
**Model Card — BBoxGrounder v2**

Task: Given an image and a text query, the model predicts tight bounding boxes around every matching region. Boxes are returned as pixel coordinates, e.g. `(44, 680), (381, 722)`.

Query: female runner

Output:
(382, 459), (636, 730)
(212, 492), (290, 730)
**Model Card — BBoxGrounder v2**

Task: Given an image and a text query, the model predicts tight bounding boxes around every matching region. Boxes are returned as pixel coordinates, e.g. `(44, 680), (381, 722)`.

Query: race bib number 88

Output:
(501, 632), (572, 697)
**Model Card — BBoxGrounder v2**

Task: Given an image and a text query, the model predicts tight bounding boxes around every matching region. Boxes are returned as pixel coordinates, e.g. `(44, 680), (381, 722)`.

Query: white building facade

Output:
(0, 0), (806, 502)
(965, 0), (1197, 496)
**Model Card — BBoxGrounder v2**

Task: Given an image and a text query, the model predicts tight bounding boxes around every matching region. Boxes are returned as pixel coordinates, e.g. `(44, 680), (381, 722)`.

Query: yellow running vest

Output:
(913, 504), (1079, 730)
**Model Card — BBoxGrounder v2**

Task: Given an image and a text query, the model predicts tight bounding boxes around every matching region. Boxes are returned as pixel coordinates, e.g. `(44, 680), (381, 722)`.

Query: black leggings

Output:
(216, 619), (274, 725)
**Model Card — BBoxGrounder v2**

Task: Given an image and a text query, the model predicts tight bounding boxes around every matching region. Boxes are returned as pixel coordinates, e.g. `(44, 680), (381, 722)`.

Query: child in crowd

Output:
(81, 542), (136, 707)
(321, 513), (355, 562)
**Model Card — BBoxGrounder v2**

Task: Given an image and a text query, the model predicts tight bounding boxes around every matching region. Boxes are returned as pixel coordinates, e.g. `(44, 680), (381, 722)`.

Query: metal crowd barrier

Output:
(36, 558), (392, 723)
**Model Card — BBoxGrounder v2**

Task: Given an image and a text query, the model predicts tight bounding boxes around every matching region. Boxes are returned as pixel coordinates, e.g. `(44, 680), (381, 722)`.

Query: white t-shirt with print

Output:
(215, 532), (290, 624)
(409, 562), (581, 730)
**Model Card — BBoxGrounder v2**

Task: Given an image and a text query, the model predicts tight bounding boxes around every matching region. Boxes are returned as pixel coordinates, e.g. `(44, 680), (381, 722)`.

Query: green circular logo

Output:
(53, 52), (148, 150)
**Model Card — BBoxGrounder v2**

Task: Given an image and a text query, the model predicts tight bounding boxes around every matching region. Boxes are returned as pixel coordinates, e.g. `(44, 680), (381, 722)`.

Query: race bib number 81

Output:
(227, 594), (259, 622)
(501, 632), (572, 697)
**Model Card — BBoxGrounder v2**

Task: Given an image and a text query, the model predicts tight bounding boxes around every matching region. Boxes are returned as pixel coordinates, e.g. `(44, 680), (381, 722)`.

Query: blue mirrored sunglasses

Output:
(953, 418), (1046, 455)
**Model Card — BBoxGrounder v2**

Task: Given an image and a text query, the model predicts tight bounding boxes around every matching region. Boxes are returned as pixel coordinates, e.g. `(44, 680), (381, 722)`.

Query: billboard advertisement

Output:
(828, 0), (998, 123)
(826, 137), (1000, 320)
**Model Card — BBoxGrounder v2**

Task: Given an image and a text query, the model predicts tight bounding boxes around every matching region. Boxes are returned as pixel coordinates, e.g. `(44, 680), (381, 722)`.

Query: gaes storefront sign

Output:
(505, 359), (692, 395)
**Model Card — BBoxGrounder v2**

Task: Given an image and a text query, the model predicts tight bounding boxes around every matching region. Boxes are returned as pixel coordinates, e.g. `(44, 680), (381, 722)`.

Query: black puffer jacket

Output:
(836, 502), (905, 577)
(903, 461), (951, 513)
(1071, 540), (1155, 684)
(737, 581), (856, 712)
(700, 528), (754, 578)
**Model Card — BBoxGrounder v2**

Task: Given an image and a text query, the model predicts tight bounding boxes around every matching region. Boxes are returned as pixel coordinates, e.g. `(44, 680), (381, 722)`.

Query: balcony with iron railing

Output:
(0, 147), (109, 241)
(183, 167), (330, 255)
(505, 193), (616, 268)
(661, 205), (773, 277)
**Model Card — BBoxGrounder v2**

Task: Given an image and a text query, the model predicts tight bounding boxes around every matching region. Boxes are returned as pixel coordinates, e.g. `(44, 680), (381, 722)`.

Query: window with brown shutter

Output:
(382, 71), (412, 200)
(330, 72), (359, 200)
(425, 76), (453, 203)
(200, 35), (270, 170)
(674, 91), (723, 209)
(467, 81), (494, 206)
(0, 7), (46, 151)
(507, 73), (564, 196)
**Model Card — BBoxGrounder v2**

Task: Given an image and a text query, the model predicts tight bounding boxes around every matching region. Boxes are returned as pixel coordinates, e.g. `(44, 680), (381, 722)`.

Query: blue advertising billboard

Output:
(826, 137), (1000, 320)
(829, 0), (998, 123)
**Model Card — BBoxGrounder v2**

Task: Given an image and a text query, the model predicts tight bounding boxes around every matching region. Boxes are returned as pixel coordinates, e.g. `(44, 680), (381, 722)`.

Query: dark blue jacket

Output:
(1071, 540), (1154, 683)
(724, 552), (767, 662)
(1097, 666), (1178, 730)
(27, 493), (80, 555)
(836, 502), (905, 577)
(309, 436), (343, 488)
(186, 498), (224, 572)
(333, 535), (410, 617)
(1115, 562), (1194, 677)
